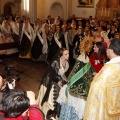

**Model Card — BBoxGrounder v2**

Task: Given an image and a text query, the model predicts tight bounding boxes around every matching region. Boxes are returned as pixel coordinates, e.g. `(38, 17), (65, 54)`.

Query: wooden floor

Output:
(0, 55), (47, 97)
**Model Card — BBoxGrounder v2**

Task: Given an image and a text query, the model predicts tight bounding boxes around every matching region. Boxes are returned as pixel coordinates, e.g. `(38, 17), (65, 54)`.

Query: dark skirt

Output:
(31, 36), (43, 59)
(19, 33), (31, 56)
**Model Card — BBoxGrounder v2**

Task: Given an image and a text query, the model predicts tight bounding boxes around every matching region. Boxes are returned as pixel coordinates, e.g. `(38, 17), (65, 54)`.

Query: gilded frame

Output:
(77, 0), (94, 8)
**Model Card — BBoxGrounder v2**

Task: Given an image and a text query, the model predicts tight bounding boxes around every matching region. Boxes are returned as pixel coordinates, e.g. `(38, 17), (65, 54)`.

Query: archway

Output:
(49, 2), (63, 18)
(4, 2), (15, 17)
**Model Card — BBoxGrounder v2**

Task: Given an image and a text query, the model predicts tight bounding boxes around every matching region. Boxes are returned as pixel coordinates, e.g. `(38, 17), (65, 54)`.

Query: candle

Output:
(101, 8), (103, 17)
(108, 8), (110, 17)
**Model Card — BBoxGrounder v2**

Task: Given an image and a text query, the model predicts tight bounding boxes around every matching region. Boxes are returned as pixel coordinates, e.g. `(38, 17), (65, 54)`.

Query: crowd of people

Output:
(0, 14), (119, 59)
(0, 14), (119, 61)
(0, 14), (120, 120)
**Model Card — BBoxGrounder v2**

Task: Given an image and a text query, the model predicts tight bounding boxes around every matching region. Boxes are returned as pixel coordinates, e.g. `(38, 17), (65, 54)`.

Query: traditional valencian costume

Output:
(19, 21), (34, 59)
(1, 20), (18, 55)
(47, 26), (62, 62)
(37, 57), (69, 117)
(60, 27), (69, 50)
(31, 24), (43, 60)
(57, 36), (94, 120)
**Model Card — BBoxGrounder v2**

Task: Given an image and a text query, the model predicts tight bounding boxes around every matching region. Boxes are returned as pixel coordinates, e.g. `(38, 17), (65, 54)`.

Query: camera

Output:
(2, 74), (20, 84)
(5, 66), (20, 81)
(5, 66), (14, 76)
(0, 60), (21, 92)
(0, 66), (20, 92)
(7, 74), (20, 84)
(1, 74), (20, 93)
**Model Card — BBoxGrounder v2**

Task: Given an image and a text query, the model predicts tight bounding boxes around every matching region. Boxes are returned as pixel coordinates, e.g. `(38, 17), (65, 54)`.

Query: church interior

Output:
(0, 0), (103, 93)
(1, 0), (120, 23)
(0, 0), (120, 119)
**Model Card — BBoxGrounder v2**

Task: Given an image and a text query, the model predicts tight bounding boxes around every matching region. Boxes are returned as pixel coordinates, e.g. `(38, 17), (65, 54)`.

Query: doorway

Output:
(4, 2), (15, 17)
(49, 2), (63, 18)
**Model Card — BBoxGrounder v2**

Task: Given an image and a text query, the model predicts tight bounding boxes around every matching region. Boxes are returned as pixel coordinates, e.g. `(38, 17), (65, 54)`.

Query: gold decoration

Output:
(80, 35), (93, 54)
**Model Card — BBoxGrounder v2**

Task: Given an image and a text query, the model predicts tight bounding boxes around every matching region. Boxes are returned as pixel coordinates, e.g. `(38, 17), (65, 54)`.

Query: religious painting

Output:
(77, 0), (94, 8)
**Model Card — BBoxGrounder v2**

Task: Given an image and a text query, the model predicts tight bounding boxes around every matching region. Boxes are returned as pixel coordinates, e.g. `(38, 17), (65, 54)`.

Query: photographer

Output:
(0, 61), (20, 93)
(0, 89), (44, 120)
(0, 75), (16, 101)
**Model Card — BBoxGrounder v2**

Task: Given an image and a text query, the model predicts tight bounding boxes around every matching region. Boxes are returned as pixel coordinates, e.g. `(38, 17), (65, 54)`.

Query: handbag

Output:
(27, 106), (45, 120)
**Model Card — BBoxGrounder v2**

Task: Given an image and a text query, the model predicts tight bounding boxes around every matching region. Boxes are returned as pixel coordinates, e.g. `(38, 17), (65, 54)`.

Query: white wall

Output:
(45, 0), (67, 20)
(72, 0), (99, 18)
(0, 0), (99, 21)
(44, 0), (99, 19)
(49, 3), (63, 18)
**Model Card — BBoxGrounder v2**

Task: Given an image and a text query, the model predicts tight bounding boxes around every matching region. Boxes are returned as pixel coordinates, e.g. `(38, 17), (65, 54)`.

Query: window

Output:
(23, 0), (29, 12)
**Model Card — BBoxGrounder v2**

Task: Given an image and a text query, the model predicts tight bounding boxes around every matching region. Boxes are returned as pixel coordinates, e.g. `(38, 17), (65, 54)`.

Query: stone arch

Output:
(49, 1), (64, 18)
(4, 2), (15, 17)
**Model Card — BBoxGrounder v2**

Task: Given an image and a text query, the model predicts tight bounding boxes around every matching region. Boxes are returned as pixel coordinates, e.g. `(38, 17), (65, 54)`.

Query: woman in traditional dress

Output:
(60, 25), (69, 50)
(47, 25), (63, 62)
(57, 36), (94, 120)
(40, 23), (49, 61)
(31, 20), (43, 60)
(33, 18), (40, 31)
(47, 24), (56, 62)
(67, 23), (77, 65)
(1, 20), (17, 55)
(72, 26), (84, 60)
(19, 18), (34, 59)
(37, 48), (69, 118)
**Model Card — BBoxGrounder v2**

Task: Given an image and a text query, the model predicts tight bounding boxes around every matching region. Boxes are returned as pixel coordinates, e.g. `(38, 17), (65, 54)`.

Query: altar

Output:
(95, 0), (120, 20)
